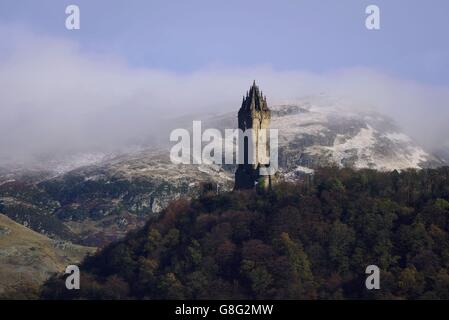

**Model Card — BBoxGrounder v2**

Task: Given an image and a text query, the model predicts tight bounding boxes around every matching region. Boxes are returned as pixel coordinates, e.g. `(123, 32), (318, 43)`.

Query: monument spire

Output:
(235, 81), (272, 190)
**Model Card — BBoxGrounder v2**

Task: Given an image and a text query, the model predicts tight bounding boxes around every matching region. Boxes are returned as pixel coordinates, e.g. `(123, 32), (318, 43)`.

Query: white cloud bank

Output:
(1, 25), (449, 166)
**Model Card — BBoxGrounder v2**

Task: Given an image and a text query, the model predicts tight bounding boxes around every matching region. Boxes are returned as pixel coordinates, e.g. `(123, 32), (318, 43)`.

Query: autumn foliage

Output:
(41, 167), (449, 299)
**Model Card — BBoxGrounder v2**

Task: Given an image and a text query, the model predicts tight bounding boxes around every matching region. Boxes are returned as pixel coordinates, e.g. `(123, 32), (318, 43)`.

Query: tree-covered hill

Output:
(41, 167), (449, 299)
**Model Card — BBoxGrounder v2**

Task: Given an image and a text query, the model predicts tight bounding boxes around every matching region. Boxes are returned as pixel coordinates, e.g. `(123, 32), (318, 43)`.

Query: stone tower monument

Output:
(234, 81), (272, 190)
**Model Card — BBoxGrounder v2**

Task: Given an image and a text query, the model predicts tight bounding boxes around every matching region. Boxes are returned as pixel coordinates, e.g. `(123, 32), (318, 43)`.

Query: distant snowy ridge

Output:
(268, 96), (442, 173)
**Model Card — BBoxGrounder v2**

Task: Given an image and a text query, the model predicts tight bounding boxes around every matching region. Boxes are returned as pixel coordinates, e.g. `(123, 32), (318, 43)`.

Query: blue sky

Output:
(1, 0), (449, 84)
(1, 1), (449, 162)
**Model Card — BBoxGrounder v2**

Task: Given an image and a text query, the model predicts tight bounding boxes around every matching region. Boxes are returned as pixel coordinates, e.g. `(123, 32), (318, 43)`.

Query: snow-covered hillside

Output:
(269, 97), (442, 172)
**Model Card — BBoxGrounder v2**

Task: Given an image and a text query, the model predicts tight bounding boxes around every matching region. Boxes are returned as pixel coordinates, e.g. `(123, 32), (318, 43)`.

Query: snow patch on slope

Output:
(304, 125), (430, 171)
(323, 125), (377, 169)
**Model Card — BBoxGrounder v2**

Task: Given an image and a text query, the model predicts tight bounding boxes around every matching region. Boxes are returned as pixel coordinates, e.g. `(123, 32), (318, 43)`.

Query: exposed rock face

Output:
(0, 150), (234, 246)
(235, 81), (272, 189)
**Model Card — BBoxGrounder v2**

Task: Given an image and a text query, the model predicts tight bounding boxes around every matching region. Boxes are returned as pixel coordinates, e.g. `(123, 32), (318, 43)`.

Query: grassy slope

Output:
(0, 213), (95, 299)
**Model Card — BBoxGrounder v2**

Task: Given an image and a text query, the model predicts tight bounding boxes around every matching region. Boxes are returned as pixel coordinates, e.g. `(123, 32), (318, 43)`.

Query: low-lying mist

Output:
(1, 25), (449, 167)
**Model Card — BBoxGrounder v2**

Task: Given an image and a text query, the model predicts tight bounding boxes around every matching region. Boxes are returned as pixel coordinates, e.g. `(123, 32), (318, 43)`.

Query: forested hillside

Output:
(41, 167), (449, 299)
